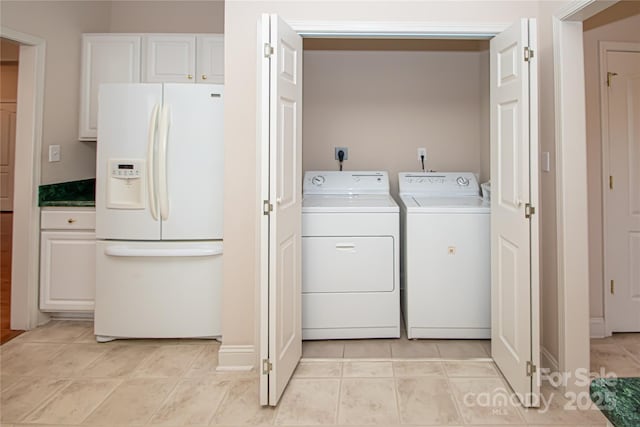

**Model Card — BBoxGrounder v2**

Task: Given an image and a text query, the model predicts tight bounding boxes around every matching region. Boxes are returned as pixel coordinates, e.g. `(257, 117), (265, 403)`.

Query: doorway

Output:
(0, 37), (21, 344)
(259, 15), (540, 408)
(599, 44), (640, 334)
(0, 28), (46, 334)
(300, 38), (491, 358)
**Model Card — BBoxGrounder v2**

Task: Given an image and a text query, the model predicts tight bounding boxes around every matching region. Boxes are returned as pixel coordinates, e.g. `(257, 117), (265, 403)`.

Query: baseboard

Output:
(590, 317), (606, 338)
(541, 346), (559, 373)
(216, 344), (256, 371)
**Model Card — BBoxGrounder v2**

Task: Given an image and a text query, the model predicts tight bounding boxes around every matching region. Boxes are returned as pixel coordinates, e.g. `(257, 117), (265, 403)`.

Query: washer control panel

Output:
(399, 172), (480, 197)
(304, 171), (389, 195)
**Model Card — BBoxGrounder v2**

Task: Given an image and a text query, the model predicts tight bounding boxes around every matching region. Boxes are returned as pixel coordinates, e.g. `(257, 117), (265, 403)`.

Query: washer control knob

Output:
(456, 176), (470, 186)
(311, 175), (325, 186)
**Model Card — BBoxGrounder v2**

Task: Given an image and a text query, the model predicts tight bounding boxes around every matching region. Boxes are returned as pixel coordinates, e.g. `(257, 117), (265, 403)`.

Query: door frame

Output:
(552, 0), (617, 394)
(0, 27), (47, 330)
(599, 41), (640, 336)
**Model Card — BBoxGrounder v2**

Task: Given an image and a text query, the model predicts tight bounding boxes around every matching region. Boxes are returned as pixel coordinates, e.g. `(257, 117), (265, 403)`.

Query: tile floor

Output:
(2, 320), (636, 426)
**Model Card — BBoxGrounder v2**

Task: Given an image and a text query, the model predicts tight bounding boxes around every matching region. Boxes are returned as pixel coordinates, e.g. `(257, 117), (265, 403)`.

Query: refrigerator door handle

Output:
(158, 104), (170, 221)
(104, 245), (223, 258)
(147, 104), (160, 221)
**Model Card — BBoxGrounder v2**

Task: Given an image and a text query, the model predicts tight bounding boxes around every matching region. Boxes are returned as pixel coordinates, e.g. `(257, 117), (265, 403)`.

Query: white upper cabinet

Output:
(196, 35), (224, 83)
(80, 33), (224, 140)
(144, 34), (224, 84)
(144, 35), (197, 83)
(79, 34), (141, 141)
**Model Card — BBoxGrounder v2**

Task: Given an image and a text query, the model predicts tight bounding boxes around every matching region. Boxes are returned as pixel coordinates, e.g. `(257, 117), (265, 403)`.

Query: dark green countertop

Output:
(591, 377), (640, 426)
(39, 179), (95, 207)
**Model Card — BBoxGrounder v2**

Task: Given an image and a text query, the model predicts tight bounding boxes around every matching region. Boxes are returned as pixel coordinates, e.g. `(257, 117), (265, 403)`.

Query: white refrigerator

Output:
(94, 83), (223, 341)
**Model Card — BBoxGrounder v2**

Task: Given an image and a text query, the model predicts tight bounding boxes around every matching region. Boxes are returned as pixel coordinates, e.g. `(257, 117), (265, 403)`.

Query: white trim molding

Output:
(590, 317), (607, 338)
(554, 0), (618, 21)
(288, 21), (508, 38)
(217, 344), (257, 371)
(541, 346), (560, 374)
(0, 27), (47, 330)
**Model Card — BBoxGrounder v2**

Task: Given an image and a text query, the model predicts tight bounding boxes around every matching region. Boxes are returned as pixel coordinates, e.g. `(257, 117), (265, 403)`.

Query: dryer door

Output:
(302, 236), (394, 293)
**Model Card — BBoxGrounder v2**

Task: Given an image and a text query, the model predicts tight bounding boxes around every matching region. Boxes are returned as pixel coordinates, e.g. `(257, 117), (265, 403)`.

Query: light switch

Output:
(542, 151), (550, 172)
(48, 145), (61, 162)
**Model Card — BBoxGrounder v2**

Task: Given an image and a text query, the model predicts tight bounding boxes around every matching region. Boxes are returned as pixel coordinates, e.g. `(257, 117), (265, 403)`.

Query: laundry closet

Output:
(302, 38), (490, 339)
(302, 38), (491, 200)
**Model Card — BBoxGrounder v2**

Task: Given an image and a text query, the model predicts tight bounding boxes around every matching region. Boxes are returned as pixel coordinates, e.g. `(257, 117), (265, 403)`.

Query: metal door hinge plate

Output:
(610, 279), (615, 294)
(262, 358), (273, 374)
(264, 43), (274, 58)
(524, 47), (534, 62)
(526, 361), (537, 377)
(609, 175), (614, 190)
(525, 203), (536, 219)
(263, 200), (273, 215)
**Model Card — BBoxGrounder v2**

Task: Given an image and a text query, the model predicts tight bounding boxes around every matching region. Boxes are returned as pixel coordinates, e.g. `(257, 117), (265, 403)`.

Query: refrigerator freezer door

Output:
(94, 240), (223, 339)
(96, 84), (163, 240)
(160, 84), (224, 240)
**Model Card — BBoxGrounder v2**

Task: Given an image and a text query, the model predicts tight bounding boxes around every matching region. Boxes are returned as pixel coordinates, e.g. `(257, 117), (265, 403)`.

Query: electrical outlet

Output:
(417, 148), (427, 162)
(49, 145), (61, 162)
(334, 147), (349, 160)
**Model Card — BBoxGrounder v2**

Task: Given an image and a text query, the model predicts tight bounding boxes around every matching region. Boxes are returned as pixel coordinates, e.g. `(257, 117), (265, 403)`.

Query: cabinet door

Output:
(79, 35), (141, 140)
(40, 231), (96, 312)
(196, 35), (224, 83)
(144, 35), (196, 83)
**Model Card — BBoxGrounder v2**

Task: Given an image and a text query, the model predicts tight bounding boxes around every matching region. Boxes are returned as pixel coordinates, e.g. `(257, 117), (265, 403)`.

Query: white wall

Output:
(302, 48), (490, 199)
(583, 4), (640, 321)
(222, 0), (566, 367)
(0, 1), (225, 185)
(108, 1), (224, 33)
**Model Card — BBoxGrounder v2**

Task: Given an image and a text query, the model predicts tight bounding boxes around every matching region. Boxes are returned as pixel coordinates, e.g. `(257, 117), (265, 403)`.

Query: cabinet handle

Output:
(67, 218), (77, 224)
(201, 75), (208, 80)
(187, 74), (193, 80)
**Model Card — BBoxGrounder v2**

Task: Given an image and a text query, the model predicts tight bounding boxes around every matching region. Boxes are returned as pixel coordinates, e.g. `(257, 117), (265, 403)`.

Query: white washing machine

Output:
(302, 171), (400, 340)
(399, 172), (490, 339)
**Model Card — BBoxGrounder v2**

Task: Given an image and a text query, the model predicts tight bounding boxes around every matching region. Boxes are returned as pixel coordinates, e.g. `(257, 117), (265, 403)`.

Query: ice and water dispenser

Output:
(107, 159), (145, 209)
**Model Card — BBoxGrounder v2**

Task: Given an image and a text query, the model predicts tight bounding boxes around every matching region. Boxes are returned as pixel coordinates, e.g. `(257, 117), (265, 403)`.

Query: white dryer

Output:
(399, 172), (490, 339)
(302, 171), (400, 340)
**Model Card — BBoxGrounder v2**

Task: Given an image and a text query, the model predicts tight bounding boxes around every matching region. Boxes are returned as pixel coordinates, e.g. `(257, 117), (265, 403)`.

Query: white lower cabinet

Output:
(40, 209), (96, 312)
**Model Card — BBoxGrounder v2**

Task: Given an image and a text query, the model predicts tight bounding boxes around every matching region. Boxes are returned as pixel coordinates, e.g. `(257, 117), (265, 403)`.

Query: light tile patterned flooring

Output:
(2, 321), (637, 426)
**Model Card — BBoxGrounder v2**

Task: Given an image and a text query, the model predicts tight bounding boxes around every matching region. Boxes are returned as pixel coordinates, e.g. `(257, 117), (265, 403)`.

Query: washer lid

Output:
(398, 172), (480, 197)
(303, 194), (399, 213)
(303, 171), (390, 195)
(402, 195), (489, 213)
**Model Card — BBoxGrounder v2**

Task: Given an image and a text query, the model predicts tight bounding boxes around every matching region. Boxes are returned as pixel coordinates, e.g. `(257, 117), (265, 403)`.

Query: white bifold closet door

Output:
(490, 18), (540, 408)
(259, 13), (303, 406)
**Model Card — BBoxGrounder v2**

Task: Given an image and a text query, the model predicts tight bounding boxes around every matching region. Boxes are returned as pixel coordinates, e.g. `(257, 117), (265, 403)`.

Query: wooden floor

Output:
(1, 212), (23, 344)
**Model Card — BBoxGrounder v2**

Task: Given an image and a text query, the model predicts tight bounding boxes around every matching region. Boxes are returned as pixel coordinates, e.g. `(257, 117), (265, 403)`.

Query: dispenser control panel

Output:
(111, 161), (142, 178)
(107, 159), (145, 209)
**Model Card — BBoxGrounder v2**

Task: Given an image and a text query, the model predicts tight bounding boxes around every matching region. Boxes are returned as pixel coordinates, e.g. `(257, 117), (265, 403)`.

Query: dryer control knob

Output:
(456, 176), (470, 186)
(311, 175), (325, 186)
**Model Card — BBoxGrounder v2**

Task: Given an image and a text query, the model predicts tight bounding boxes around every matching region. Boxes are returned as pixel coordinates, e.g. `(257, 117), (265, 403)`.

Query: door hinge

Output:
(610, 279), (615, 295)
(607, 71), (618, 87)
(262, 358), (273, 374)
(524, 47), (534, 62)
(526, 361), (537, 377)
(263, 200), (273, 215)
(264, 43), (274, 58)
(609, 175), (614, 190)
(525, 203), (536, 219)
